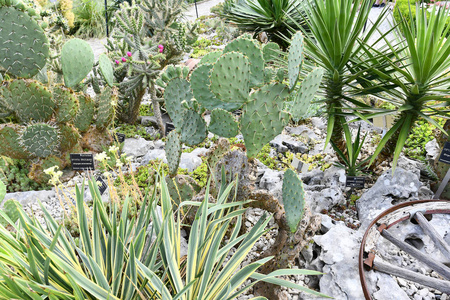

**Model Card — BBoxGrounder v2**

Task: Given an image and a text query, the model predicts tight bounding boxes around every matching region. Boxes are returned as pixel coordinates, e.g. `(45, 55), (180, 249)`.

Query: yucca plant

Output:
(222, 0), (306, 45)
(363, 5), (450, 168)
(331, 125), (369, 177)
(0, 174), (327, 299)
(299, 0), (391, 153)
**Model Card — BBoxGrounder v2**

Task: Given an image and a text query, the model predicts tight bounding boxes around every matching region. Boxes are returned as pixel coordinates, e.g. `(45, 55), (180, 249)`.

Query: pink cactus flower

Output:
(122, 57), (126, 62)
(115, 60), (120, 65)
(158, 44), (164, 53)
(127, 51), (132, 57)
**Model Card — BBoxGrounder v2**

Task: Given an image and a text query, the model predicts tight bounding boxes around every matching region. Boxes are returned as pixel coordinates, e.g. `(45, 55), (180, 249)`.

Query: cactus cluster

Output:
(164, 34), (324, 174)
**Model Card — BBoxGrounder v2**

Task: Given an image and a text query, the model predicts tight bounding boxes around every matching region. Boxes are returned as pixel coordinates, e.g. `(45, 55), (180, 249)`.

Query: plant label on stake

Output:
(165, 122), (175, 136)
(346, 176), (365, 188)
(96, 176), (108, 195)
(113, 132), (126, 143)
(70, 153), (95, 171)
(434, 142), (450, 199)
(291, 156), (310, 173)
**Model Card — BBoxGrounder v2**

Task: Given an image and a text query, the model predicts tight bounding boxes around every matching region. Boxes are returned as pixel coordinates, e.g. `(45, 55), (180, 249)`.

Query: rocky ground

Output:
(5, 112), (449, 300)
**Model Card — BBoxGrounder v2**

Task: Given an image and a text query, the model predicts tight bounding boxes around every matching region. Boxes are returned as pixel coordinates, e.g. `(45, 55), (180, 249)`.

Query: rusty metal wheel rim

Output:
(359, 199), (450, 299)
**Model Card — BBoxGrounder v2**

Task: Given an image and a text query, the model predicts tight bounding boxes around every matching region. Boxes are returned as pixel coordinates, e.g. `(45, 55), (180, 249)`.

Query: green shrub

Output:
(72, 0), (106, 38)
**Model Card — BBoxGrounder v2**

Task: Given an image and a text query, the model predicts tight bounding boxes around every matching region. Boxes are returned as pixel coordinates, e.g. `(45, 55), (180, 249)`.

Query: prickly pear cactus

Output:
(210, 52), (250, 110)
(263, 42), (281, 64)
(190, 64), (224, 111)
(288, 32), (304, 90)
(53, 85), (79, 123)
(282, 169), (306, 233)
(224, 37), (264, 87)
(164, 78), (193, 128)
(208, 108), (239, 138)
(198, 51), (222, 66)
(74, 93), (95, 132)
(180, 109), (207, 146)
(61, 38), (94, 88)
(156, 65), (189, 88)
(0, 7), (49, 78)
(29, 155), (65, 184)
(19, 123), (59, 158)
(0, 124), (29, 159)
(166, 131), (182, 176)
(286, 67), (324, 121)
(7, 79), (54, 122)
(58, 124), (80, 152)
(96, 86), (117, 130)
(240, 83), (290, 158)
(0, 199), (20, 227)
(98, 54), (114, 87)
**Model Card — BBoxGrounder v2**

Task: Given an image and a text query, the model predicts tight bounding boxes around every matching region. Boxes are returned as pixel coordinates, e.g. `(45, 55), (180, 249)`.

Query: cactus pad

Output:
(288, 32), (304, 90)
(96, 86), (117, 130)
(282, 168), (306, 233)
(191, 64), (233, 111)
(208, 108), (239, 138)
(53, 85), (79, 123)
(58, 124), (80, 152)
(210, 52), (250, 110)
(20, 123), (59, 158)
(0, 199), (20, 227)
(166, 131), (182, 176)
(263, 42), (281, 64)
(74, 93), (95, 132)
(287, 67), (324, 121)
(0, 124), (29, 159)
(61, 38), (94, 88)
(198, 51), (222, 65)
(240, 83), (290, 158)
(0, 7), (49, 78)
(165, 78), (193, 128)
(29, 155), (64, 184)
(180, 109), (207, 146)
(98, 54), (114, 87)
(224, 38), (264, 87)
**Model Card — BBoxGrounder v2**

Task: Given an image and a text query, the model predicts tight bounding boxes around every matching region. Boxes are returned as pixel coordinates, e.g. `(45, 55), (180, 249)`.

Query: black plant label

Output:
(70, 153), (95, 171)
(165, 122), (175, 136)
(96, 176), (108, 195)
(113, 132), (126, 143)
(438, 142), (450, 165)
(346, 176), (365, 188)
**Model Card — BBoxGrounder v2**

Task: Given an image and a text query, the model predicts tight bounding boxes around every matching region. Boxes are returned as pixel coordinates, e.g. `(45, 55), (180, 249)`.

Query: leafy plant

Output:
(331, 125), (369, 176)
(0, 157), (50, 192)
(73, 0), (106, 38)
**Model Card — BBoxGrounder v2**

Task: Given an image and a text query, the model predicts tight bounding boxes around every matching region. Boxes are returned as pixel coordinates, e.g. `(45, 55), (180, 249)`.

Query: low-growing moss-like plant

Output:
(0, 156), (50, 192)
(116, 124), (159, 140)
(404, 117), (445, 161)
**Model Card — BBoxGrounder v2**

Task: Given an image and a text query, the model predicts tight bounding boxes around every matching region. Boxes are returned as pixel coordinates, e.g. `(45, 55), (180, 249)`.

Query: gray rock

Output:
(299, 169), (324, 186)
(425, 139), (440, 160)
(5, 190), (55, 207)
(322, 166), (346, 188)
(357, 168), (422, 230)
(306, 187), (345, 213)
(154, 140), (165, 149)
(123, 138), (155, 158)
(397, 155), (425, 178)
(179, 152), (203, 172)
(314, 223), (409, 300)
(140, 149), (167, 166)
(140, 114), (171, 127)
(259, 169), (283, 201)
(270, 134), (308, 154)
(285, 125), (318, 141)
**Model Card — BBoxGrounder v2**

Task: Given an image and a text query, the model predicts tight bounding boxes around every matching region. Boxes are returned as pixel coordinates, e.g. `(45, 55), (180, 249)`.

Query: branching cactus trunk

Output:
(150, 82), (165, 136)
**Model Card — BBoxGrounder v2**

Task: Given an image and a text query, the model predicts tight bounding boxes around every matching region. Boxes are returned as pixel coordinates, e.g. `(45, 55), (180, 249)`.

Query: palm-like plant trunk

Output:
(326, 77), (347, 157)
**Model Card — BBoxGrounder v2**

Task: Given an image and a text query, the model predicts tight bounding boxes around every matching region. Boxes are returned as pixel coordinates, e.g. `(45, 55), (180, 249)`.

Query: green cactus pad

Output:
(20, 123), (59, 158)
(191, 64), (237, 111)
(58, 124), (81, 152)
(96, 86), (117, 130)
(240, 83), (289, 158)
(8, 79), (54, 122)
(29, 155), (64, 184)
(208, 108), (239, 138)
(53, 85), (79, 123)
(0, 7), (49, 78)
(282, 168), (306, 233)
(206, 138), (230, 170)
(224, 38), (264, 87)
(180, 109), (207, 146)
(98, 54), (114, 87)
(210, 52), (250, 109)
(166, 131), (182, 176)
(288, 32), (304, 90)
(198, 51), (222, 65)
(263, 42), (281, 64)
(287, 67), (324, 121)
(165, 78), (193, 128)
(157, 65), (189, 88)
(61, 38), (94, 88)
(165, 175), (200, 208)
(74, 93), (95, 132)
(0, 199), (20, 227)
(263, 68), (275, 84)
(0, 124), (29, 159)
